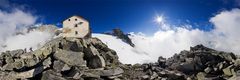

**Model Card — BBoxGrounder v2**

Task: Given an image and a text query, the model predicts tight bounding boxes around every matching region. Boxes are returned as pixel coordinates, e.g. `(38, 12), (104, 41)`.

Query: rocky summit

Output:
(121, 45), (240, 80)
(0, 37), (121, 80)
(0, 36), (240, 80)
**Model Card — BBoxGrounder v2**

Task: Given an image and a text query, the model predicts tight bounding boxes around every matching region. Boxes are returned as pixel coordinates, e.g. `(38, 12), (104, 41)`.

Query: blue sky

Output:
(3, 0), (240, 34)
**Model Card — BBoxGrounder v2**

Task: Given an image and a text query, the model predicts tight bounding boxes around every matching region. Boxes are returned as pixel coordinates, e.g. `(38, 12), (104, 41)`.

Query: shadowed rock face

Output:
(105, 28), (135, 47)
(0, 36), (239, 80)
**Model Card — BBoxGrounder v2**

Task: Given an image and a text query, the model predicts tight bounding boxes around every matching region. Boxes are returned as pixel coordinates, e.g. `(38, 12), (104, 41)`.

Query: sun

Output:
(155, 15), (164, 23)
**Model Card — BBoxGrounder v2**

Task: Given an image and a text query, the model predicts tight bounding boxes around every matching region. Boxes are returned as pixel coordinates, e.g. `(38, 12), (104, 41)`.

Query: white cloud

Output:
(130, 8), (240, 63)
(210, 8), (240, 53)
(95, 8), (240, 64)
(0, 9), (54, 52)
(4, 31), (53, 51)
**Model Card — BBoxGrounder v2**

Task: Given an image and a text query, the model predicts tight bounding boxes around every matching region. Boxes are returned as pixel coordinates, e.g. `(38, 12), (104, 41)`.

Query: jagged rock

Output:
(0, 66), (47, 79)
(176, 58), (196, 74)
(54, 49), (86, 67)
(5, 56), (14, 64)
(223, 65), (235, 76)
(8, 49), (25, 58)
(221, 52), (236, 62)
(196, 72), (206, 80)
(150, 72), (158, 79)
(119, 44), (240, 80)
(33, 47), (53, 59)
(43, 57), (52, 68)
(142, 75), (150, 79)
(0, 34), (122, 79)
(1, 52), (48, 71)
(82, 70), (101, 79)
(190, 44), (214, 52)
(53, 60), (70, 72)
(0, 59), (4, 67)
(81, 67), (124, 79)
(14, 66), (46, 79)
(234, 59), (240, 66)
(228, 70), (240, 80)
(41, 70), (67, 80)
(2, 59), (23, 71)
(100, 67), (124, 76)
(22, 53), (40, 67)
(1, 34), (240, 80)
(84, 45), (106, 69)
(158, 56), (166, 68)
(204, 67), (212, 74)
(66, 67), (83, 79)
(0, 71), (14, 80)
(104, 28), (135, 47)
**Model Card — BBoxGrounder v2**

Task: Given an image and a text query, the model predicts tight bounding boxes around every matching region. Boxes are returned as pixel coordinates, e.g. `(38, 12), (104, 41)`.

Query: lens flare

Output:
(155, 15), (164, 23)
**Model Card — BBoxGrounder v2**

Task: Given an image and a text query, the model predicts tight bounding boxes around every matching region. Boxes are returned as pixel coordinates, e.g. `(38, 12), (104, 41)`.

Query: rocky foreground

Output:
(0, 37), (239, 80)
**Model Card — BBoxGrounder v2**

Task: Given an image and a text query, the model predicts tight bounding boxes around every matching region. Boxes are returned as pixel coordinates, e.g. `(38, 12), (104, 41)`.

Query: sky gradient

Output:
(3, 0), (240, 34)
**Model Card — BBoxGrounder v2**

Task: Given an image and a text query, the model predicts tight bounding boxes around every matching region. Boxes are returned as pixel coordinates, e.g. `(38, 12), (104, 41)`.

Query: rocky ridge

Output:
(0, 37), (121, 80)
(122, 45), (240, 80)
(104, 28), (135, 47)
(0, 36), (239, 80)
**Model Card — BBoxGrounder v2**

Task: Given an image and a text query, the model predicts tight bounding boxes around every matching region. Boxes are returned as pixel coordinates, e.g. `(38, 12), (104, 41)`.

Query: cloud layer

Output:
(125, 8), (240, 63)
(0, 9), (54, 52)
(93, 8), (240, 64)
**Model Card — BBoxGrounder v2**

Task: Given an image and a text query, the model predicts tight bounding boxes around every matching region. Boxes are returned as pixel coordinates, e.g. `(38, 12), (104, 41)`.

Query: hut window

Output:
(68, 19), (70, 21)
(75, 31), (78, 35)
(75, 19), (77, 21)
(75, 24), (78, 27)
(78, 22), (83, 25)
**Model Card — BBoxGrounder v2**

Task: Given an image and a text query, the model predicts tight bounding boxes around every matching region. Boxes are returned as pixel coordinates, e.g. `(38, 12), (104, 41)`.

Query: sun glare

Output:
(155, 16), (164, 24)
(155, 15), (164, 23)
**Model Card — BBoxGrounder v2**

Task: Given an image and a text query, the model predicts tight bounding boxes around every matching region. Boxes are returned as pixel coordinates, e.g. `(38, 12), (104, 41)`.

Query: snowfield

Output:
(93, 33), (152, 64)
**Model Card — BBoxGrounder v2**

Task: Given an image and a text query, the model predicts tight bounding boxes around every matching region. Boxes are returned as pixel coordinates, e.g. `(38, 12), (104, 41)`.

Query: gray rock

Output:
(54, 49), (86, 66)
(100, 67), (124, 76)
(234, 59), (240, 66)
(142, 75), (150, 79)
(150, 72), (158, 80)
(196, 72), (206, 80)
(53, 60), (64, 72)
(2, 59), (23, 71)
(223, 65), (235, 76)
(67, 67), (83, 79)
(1, 66), (47, 79)
(9, 49), (25, 58)
(176, 58), (196, 74)
(53, 60), (70, 72)
(84, 45), (106, 69)
(204, 67), (212, 74)
(43, 57), (52, 68)
(41, 70), (66, 80)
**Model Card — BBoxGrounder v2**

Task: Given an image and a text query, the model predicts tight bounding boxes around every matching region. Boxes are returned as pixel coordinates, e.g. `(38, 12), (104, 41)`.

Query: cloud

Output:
(210, 8), (240, 53)
(94, 8), (240, 64)
(0, 9), (54, 52)
(0, 9), (37, 45)
(128, 26), (211, 62)
(4, 31), (53, 51)
(125, 8), (240, 63)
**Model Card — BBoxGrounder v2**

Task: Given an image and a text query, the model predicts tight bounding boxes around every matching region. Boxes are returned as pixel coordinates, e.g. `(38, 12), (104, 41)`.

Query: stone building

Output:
(62, 15), (91, 38)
